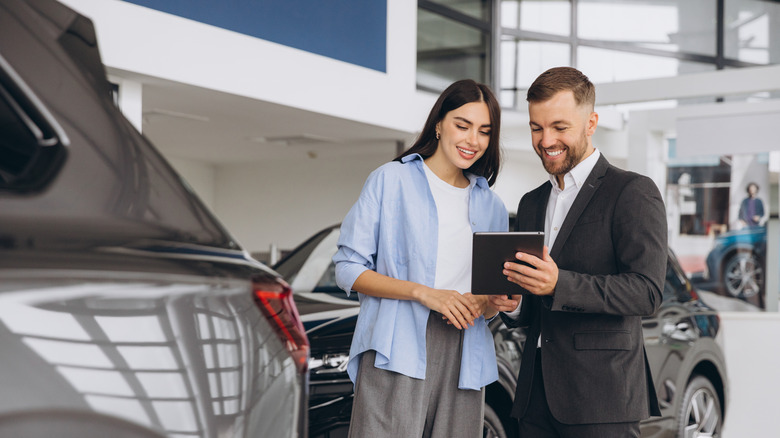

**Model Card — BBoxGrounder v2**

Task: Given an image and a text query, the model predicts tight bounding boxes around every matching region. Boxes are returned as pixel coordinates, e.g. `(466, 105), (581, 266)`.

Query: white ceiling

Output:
(128, 73), (416, 165)
(119, 65), (780, 171)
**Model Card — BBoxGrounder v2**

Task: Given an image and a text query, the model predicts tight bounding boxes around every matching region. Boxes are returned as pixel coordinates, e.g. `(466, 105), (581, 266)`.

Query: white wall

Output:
(213, 149), (394, 252)
(167, 157), (217, 210)
(492, 150), (548, 213)
(718, 312), (780, 436)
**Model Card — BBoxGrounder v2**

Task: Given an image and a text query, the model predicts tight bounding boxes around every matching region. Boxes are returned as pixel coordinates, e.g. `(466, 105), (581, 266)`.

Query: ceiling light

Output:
(248, 134), (339, 146)
(143, 108), (209, 122)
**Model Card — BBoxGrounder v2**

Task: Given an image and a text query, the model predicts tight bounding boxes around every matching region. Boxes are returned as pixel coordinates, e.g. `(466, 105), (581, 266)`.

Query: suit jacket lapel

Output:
(549, 155), (609, 260)
(516, 182), (551, 232)
(533, 183), (551, 231)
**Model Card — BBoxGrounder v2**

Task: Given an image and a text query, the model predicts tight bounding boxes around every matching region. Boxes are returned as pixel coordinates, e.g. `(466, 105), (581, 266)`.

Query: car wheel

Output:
(483, 403), (507, 438)
(722, 250), (763, 300)
(676, 375), (722, 438)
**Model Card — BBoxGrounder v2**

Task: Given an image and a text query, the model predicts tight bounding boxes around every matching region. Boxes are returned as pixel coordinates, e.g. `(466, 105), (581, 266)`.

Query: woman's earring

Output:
(436, 131), (440, 140)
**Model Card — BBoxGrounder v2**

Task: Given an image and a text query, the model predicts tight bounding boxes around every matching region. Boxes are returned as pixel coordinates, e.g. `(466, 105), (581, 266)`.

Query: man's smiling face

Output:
(528, 90), (598, 180)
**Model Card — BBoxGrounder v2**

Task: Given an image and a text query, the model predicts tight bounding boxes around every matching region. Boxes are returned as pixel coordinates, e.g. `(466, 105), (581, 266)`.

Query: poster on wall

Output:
(666, 146), (769, 310)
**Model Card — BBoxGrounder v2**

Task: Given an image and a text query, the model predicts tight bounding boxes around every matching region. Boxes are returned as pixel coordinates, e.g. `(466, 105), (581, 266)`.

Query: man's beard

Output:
(538, 133), (589, 177)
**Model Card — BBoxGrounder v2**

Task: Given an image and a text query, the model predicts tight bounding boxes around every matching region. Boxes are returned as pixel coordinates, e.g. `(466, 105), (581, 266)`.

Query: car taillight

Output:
(689, 285), (700, 301)
(254, 278), (310, 374)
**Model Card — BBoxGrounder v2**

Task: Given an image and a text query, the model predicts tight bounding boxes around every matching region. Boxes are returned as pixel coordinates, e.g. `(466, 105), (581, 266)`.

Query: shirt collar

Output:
(549, 148), (601, 191)
(402, 153), (488, 190)
(400, 153), (423, 164)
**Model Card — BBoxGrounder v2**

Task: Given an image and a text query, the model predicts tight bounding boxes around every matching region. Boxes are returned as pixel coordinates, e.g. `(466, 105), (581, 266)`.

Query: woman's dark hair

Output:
(395, 79), (502, 186)
(746, 182), (760, 194)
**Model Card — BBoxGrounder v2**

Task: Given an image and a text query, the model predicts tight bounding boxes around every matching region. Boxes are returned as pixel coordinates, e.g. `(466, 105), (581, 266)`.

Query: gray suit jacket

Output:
(502, 155), (665, 424)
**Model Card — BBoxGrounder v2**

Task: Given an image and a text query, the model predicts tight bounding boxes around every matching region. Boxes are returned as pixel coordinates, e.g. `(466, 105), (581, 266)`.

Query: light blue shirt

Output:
(333, 153), (508, 390)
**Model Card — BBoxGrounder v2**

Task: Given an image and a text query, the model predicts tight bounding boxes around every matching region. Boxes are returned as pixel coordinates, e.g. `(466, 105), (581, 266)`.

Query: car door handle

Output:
(675, 322), (690, 331)
(662, 321), (694, 341)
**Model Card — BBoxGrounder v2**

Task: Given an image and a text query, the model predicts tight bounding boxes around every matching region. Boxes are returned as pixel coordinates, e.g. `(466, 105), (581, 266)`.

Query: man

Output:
(489, 67), (666, 437)
(738, 182), (765, 227)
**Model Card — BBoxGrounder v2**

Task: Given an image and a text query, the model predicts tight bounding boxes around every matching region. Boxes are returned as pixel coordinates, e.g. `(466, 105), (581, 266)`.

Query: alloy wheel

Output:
(723, 251), (762, 298)
(681, 376), (722, 438)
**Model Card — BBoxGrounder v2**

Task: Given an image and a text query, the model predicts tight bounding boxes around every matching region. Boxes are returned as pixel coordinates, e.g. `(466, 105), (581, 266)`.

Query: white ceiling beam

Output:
(597, 64), (780, 105)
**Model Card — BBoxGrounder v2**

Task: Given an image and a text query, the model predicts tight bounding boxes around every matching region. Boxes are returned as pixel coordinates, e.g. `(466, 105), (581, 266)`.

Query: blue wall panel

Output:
(122, 0), (387, 72)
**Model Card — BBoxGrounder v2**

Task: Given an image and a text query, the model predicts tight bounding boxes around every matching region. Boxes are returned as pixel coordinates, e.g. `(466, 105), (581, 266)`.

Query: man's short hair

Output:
(527, 66), (595, 110)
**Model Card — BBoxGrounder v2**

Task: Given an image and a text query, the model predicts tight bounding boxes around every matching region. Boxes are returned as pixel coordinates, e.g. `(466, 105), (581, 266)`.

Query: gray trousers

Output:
(347, 312), (484, 438)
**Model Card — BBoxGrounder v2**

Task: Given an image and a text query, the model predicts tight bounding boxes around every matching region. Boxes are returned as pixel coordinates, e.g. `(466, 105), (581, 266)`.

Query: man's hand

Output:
(503, 246), (558, 296)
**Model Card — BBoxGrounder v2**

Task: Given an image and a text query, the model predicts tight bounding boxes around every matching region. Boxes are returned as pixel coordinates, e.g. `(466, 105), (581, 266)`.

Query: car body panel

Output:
(0, 1), (308, 436)
(0, 264), (304, 438)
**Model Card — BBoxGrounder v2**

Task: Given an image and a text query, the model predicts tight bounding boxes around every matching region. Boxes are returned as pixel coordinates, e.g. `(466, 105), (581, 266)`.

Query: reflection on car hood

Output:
(293, 292), (358, 332)
(714, 227), (767, 246)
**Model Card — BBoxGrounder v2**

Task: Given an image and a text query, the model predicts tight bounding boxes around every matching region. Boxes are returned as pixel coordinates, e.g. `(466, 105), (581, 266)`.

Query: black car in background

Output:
(276, 224), (728, 438)
(0, 1), (308, 437)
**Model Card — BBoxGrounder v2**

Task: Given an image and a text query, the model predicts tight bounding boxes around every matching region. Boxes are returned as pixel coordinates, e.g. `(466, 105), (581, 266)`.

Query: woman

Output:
(333, 79), (507, 437)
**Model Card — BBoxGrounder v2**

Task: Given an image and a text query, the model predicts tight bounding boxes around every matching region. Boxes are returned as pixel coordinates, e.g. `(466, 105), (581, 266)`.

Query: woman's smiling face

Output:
(434, 101), (492, 171)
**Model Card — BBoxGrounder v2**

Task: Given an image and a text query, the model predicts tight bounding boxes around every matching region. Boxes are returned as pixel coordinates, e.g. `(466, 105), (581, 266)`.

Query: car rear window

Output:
(0, 55), (66, 192)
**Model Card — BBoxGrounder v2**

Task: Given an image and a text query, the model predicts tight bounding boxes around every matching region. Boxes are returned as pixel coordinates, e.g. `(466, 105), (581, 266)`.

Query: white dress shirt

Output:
(505, 149), (601, 326)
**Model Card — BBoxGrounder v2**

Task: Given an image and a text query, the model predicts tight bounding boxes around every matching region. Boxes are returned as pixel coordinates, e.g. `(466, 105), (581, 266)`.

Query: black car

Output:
(0, 1), (308, 437)
(276, 224), (728, 438)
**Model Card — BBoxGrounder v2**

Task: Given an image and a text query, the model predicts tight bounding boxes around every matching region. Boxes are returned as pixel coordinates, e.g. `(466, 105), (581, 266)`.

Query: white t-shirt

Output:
(423, 163), (472, 294)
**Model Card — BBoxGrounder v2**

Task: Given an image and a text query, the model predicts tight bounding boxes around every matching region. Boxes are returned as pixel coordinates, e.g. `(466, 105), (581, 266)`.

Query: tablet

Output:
(471, 231), (544, 295)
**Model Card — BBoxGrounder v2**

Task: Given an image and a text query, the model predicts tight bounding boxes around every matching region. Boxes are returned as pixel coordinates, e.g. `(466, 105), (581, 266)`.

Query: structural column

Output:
(111, 77), (143, 132)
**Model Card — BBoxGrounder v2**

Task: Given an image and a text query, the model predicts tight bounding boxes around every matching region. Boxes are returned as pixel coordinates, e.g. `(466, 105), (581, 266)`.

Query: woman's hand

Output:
(416, 287), (480, 330)
(463, 293), (498, 320)
(351, 272), (484, 329)
(475, 293), (499, 319)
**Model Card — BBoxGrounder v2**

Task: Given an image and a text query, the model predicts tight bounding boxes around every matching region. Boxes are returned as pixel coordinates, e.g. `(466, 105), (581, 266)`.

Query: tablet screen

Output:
(471, 231), (544, 295)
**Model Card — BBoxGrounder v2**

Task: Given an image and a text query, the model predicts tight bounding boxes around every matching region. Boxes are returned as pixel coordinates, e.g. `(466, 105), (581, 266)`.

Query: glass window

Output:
(500, 38), (569, 106)
(429, 0), (490, 20)
(577, 46), (715, 83)
(418, 8), (490, 91)
(0, 89), (38, 183)
(578, 0), (717, 56)
(502, 0), (570, 36)
(272, 227), (333, 283)
(0, 68), (66, 192)
(314, 262), (357, 301)
(667, 161), (732, 238)
(724, 0), (780, 64)
(314, 262), (339, 293)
